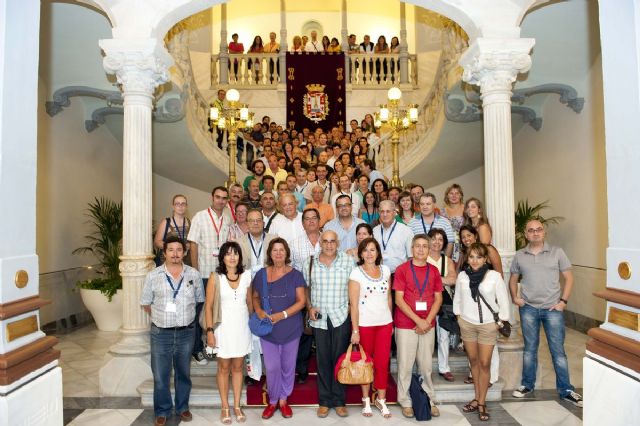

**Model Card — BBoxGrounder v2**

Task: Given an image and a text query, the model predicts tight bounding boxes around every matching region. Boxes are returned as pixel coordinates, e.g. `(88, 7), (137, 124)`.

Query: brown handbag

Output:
(336, 344), (374, 385)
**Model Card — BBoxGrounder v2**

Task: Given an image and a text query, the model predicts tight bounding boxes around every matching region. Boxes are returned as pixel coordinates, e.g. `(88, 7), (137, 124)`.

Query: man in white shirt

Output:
(304, 164), (337, 204)
(409, 193), (455, 257)
(238, 209), (277, 278)
(295, 168), (309, 195)
(324, 194), (364, 251)
(260, 192), (279, 233)
(359, 35), (374, 82)
(187, 186), (232, 364)
(305, 30), (322, 52)
(326, 144), (342, 169)
(330, 174), (361, 217)
(269, 193), (305, 246)
(373, 200), (413, 274)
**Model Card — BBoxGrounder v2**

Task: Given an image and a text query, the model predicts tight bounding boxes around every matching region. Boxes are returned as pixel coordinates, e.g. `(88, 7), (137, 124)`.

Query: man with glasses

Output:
(187, 186), (231, 365)
(409, 193), (454, 257)
(303, 230), (355, 418)
(324, 194), (364, 251)
(330, 174), (361, 217)
(509, 219), (583, 407)
(290, 208), (323, 384)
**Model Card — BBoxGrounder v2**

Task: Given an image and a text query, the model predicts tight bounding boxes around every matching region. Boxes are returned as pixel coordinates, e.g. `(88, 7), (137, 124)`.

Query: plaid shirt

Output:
(140, 264), (205, 327)
(290, 234), (321, 272)
(303, 251), (355, 330)
(187, 207), (232, 276)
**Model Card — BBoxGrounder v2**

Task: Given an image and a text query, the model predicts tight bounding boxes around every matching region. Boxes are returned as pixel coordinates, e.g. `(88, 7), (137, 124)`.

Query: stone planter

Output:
(80, 288), (123, 332)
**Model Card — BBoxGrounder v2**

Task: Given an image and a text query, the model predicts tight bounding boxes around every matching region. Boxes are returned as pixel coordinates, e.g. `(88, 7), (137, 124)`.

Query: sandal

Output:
(374, 398), (392, 418)
(478, 404), (490, 422)
(361, 397), (372, 417)
(220, 407), (232, 425)
(234, 407), (246, 423)
(462, 399), (479, 413)
(464, 375), (474, 384)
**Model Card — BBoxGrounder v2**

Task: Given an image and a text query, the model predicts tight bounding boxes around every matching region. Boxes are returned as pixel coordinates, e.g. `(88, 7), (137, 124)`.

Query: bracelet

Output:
(560, 298), (568, 305)
(206, 327), (214, 334)
(352, 329), (359, 334)
(282, 310), (288, 319)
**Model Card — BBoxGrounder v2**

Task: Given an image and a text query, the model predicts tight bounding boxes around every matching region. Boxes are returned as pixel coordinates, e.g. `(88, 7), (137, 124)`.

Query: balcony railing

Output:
(211, 52), (418, 89)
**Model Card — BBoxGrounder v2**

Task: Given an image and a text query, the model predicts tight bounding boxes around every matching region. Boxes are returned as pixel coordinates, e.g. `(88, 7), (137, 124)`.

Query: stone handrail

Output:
(211, 52), (418, 88)
(376, 22), (467, 181)
(167, 31), (251, 181)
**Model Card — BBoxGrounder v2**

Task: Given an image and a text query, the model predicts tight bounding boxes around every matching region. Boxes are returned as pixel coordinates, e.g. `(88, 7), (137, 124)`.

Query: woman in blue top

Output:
(252, 238), (306, 420)
(360, 191), (380, 226)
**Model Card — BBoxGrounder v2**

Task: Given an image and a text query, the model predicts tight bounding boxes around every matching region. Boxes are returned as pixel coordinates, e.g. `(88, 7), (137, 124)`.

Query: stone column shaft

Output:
(100, 38), (172, 355)
(399, 2), (409, 85)
(460, 38), (534, 269)
(279, 0), (288, 86)
(219, 4), (229, 85)
(341, 0), (349, 85)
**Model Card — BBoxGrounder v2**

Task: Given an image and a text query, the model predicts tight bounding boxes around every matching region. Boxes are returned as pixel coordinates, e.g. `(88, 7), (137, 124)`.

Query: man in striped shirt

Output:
(409, 193), (454, 258)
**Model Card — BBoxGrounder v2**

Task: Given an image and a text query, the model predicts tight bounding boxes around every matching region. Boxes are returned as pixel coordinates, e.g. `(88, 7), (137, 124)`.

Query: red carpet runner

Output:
(246, 357), (397, 406)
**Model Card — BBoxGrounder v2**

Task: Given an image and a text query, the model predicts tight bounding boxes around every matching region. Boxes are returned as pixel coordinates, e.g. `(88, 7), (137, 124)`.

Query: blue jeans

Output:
(193, 278), (207, 356)
(519, 304), (574, 397)
(150, 323), (195, 417)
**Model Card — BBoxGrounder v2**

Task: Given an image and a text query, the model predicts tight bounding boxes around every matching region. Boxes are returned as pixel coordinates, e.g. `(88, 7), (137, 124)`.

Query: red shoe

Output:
(262, 404), (278, 419)
(280, 402), (293, 418)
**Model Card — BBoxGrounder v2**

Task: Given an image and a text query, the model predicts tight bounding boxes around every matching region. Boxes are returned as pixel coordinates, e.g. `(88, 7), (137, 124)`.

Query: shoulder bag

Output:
(248, 269), (274, 336)
(478, 293), (511, 338)
(335, 344), (374, 385)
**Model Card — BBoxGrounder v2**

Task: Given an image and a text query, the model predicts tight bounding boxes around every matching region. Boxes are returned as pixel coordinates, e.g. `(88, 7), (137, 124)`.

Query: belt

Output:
(153, 322), (193, 330)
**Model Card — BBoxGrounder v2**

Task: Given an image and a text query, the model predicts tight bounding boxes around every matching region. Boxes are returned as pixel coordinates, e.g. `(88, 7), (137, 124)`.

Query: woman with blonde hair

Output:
(442, 184), (465, 262)
(291, 35), (303, 52)
(463, 198), (492, 245)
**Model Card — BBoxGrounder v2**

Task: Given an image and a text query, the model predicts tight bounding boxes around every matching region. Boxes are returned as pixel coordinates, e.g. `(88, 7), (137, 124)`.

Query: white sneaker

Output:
(562, 390), (583, 407)
(512, 386), (533, 398)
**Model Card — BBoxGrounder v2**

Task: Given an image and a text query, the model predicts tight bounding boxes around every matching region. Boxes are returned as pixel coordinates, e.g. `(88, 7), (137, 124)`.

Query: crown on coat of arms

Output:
(305, 84), (326, 92)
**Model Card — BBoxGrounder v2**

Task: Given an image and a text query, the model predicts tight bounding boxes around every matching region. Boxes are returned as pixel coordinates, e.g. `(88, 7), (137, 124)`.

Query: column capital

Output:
(99, 38), (173, 94)
(459, 38), (535, 92)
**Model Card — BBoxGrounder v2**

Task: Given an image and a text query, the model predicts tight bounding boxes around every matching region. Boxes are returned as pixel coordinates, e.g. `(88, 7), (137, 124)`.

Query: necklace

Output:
(226, 273), (239, 282)
(360, 265), (383, 282)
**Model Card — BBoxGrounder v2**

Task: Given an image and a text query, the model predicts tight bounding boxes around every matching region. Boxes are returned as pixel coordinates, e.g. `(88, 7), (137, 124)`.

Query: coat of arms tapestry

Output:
(286, 52), (346, 130)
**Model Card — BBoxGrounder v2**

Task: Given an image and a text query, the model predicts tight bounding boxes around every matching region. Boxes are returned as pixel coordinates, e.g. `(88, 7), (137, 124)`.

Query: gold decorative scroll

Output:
(6, 315), (38, 342)
(608, 306), (640, 332)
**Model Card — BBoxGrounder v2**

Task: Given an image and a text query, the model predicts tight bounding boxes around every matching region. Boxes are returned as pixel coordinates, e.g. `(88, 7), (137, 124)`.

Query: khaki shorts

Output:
(458, 316), (497, 345)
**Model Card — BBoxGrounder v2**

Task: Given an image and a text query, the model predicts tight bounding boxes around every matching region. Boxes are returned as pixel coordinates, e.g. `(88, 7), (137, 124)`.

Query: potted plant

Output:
(514, 199), (563, 249)
(73, 197), (123, 331)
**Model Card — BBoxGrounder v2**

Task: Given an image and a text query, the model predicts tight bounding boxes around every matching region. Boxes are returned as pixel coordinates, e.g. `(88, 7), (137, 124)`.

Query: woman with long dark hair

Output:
(360, 191), (380, 226)
(205, 242), (253, 424)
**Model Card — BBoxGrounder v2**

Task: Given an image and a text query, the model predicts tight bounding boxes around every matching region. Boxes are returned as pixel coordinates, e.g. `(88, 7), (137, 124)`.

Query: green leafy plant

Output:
(73, 197), (123, 301)
(515, 199), (563, 249)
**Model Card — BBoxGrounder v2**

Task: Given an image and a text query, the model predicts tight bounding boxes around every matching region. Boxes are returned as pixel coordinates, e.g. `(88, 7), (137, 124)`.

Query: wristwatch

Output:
(559, 298), (568, 305)
(206, 327), (215, 334)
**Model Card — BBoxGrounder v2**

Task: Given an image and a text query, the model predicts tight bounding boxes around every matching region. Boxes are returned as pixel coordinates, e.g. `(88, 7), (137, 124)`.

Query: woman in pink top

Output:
(228, 33), (244, 80)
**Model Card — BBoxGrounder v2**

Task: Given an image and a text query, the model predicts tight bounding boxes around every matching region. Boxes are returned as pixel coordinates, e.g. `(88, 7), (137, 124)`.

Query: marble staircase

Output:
(137, 351), (504, 407)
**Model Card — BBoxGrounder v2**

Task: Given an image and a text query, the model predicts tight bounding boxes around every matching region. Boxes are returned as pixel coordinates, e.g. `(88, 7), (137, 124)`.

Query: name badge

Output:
(415, 301), (427, 311)
(212, 248), (219, 257)
(166, 302), (177, 313)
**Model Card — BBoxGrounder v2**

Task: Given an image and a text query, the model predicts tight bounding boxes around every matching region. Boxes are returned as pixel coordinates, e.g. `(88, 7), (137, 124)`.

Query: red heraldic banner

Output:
(286, 52), (346, 130)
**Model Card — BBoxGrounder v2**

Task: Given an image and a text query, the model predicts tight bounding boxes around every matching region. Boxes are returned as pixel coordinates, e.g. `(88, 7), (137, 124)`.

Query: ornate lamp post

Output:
(209, 88), (254, 186)
(375, 87), (418, 188)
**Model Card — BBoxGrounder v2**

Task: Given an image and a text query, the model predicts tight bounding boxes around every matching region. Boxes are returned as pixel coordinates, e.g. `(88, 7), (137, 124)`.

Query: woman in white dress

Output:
(205, 241), (253, 424)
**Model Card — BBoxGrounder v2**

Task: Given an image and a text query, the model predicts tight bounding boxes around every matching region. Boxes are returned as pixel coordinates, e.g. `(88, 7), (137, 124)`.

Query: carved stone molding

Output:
(84, 96), (186, 132)
(119, 256), (155, 276)
(446, 94), (542, 130)
(45, 86), (122, 117)
(460, 38), (535, 93)
(465, 83), (585, 114)
(99, 38), (173, 95)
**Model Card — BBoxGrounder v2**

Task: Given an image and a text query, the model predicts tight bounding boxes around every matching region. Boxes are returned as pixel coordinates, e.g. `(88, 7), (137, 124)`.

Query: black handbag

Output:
(478, 293), (511, 338)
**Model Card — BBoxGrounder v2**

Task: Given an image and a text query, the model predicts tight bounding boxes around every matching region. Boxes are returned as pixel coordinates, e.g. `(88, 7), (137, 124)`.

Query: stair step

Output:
(139, 371), (501, 407)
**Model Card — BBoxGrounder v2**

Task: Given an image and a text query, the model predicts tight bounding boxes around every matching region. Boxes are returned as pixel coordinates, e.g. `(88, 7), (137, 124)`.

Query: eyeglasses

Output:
(321, 240), (338, 244)
(526, 228), (544, 234)
(173, 202), (187, 206)
(303, 216), (319, 222)
(247, 219), (263, 224)
(336, 203), (352, 208)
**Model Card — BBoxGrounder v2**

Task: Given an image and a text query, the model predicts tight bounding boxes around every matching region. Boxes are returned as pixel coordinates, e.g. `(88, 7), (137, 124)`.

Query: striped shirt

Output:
(290, 233), (321, 272)
(408, 214), (455, 244)
(140, 264), (205, 327)
(187, 207), (232, 276)
(303, 251), (355, 330)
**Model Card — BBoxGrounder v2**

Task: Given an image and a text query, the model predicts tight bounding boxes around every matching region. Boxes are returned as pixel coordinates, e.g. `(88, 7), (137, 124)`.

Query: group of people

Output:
(143, 167), (584, 425)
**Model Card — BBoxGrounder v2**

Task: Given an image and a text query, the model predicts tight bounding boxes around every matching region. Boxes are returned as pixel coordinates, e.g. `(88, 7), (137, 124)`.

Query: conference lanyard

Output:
(249, 233), (265, 261)
(164, 273), (184, 300)
(172, 217), (186, 241)
(380, 221), (397, 252)
(228, 201), (237, 223)
(207, 208), (224, 243)
(410, 262), (430, 300)
(421, 215), (437, 235)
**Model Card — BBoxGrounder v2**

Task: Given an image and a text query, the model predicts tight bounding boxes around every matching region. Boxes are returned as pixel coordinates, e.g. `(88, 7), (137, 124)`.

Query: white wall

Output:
(512, 54), (607, 321)
(426, 165), (485, 207)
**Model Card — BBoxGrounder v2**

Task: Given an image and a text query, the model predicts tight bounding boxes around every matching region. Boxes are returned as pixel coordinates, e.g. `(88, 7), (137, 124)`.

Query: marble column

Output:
(218, 4), (229, 85)
(341, 0), (349, 83)
(97, 38), (172, 395)
(278, 0), (288, 87)
(459, 38), (534, 273)
(399, 2), (409, 86)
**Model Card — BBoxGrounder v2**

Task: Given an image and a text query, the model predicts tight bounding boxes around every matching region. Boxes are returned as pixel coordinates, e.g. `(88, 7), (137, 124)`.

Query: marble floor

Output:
(56, 324), (588, 425)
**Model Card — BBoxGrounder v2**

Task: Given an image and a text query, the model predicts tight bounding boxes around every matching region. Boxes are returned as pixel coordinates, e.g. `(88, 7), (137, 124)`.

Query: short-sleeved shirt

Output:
(140, 264), (205, 327)
(252, 268), (305, 344)
(187, 208), (232, 276)
(392, 261), (443, 329)
(408, 214), (455, 245)
(510, 242), (572, 309)
(323, 216), (365, 251)
(304, 202), (334, 228)
(290, 234), (321, 272)
(350, 265), (393, 327)
(303, 252), (355, 330)
(373, 221), (414, 273)
(269, 212), (305, 246)
(304, 180), (338, 205)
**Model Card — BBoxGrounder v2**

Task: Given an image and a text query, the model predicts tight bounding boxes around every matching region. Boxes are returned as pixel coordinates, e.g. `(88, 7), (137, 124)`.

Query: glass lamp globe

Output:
(226, 89), (240, 102)
(387, 87), (402, 101)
